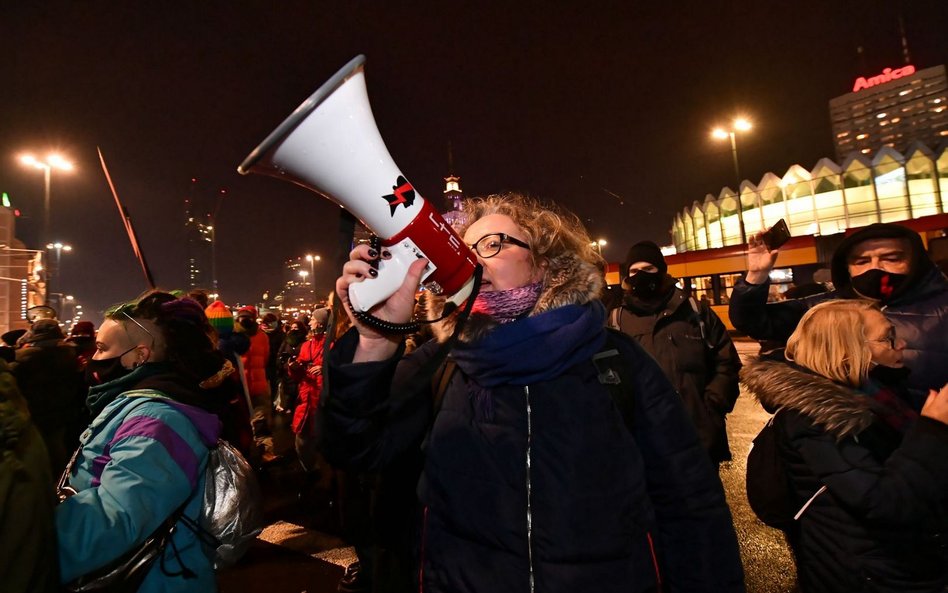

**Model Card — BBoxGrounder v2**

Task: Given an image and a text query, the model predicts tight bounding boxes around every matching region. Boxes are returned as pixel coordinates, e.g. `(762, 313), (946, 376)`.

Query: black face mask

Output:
(285, 330), (306, 346)
(238, 318), (256, 330)
(627, 271), (663, 298)
(850, 269), (907, 302)
(84, 347), (136, 385)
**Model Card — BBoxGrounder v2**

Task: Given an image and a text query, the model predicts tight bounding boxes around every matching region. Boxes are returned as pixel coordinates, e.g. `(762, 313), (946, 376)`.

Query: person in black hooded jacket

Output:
(319, 193), (744, 593)
(608, 241), (741, 465)
(729, 222), (948, 406)
(741, 299), (948, 593)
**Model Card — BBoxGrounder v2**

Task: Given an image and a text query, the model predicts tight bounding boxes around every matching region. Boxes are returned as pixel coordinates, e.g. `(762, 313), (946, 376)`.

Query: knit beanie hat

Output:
(622, 241), (667, 277)
(25, 319), (65, 344)
(310, 307), (330, 325)
(236, 305), (258, 320)
(1, 329), (26, 347)
(205, 301), (235, 337)
(70, 321), (96, 337)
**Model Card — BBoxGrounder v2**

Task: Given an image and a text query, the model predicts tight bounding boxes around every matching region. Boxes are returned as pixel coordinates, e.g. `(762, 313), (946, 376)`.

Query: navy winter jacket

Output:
(319, 325), (744, 593)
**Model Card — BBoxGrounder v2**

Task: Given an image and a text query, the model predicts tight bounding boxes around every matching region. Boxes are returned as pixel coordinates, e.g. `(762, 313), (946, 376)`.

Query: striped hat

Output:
(205, 301), (234, 337)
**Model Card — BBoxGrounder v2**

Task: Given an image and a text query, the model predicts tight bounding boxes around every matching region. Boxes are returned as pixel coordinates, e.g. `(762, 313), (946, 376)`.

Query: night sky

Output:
(2, 1), (946, 324)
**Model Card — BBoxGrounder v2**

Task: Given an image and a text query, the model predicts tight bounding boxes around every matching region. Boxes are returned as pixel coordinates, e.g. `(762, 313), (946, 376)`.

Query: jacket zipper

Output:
(418, 505), (429, 593)
(525, 385), (536, 593)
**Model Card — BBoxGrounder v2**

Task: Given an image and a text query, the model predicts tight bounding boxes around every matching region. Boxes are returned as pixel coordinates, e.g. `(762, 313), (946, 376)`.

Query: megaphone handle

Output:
(348, 241), (425, 312)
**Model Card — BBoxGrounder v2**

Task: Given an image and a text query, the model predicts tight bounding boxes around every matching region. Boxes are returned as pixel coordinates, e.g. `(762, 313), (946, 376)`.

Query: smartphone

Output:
(760, 218), (791, 250)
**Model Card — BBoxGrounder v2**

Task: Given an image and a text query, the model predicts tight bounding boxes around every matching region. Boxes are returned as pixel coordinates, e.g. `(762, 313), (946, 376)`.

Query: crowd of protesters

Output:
(1, 193), (946, 593)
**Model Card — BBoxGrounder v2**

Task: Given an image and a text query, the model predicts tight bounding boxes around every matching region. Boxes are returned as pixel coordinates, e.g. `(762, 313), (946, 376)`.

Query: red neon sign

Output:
(852, 65), (916, 92)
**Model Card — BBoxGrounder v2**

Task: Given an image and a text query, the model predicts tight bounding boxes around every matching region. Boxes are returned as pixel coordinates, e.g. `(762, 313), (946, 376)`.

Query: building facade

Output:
(670, 142), (948, 254)
(830, 64), (948, 160)
(0, 203), (44, 334)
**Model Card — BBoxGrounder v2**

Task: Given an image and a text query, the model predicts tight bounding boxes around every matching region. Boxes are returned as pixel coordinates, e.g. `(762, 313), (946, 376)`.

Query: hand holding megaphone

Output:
(336, 244), (430, 350)
(238, 55), (477, 328)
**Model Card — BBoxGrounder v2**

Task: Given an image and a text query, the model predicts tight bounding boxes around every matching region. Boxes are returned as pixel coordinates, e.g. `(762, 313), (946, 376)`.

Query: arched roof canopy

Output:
(782, 165), (813, 199)
(842, 153), (874, 188)
(812, 158), (843, 193)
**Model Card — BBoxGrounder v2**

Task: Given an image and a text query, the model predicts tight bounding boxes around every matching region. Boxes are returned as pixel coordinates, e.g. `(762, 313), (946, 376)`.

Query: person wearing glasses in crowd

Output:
(56, 292), (233, 592)
(319, 193), (744, 593)
(730, 223), (948, 408)
(741, 299), (948, 593)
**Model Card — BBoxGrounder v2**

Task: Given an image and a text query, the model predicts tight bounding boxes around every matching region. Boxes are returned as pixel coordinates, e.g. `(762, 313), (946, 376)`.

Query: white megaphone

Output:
(238, 55), (477, 315)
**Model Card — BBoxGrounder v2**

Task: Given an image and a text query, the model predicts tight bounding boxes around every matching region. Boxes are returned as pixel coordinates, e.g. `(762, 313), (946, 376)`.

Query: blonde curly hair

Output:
(457, 192), (604, 272)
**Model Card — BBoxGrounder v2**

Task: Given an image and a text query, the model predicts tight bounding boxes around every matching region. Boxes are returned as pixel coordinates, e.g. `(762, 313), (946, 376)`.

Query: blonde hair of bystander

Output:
(785, 299), (880, 388)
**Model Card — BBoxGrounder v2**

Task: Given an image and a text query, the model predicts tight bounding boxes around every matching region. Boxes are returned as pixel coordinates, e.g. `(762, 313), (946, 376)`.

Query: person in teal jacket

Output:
(56, 292), (230, 592)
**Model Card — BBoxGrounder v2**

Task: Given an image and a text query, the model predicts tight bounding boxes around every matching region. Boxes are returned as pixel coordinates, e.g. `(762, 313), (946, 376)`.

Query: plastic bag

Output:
(192, 439), (265, 568)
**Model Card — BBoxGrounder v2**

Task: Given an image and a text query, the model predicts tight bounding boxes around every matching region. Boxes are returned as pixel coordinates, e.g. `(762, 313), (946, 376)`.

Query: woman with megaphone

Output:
(318, 193), (745, 593)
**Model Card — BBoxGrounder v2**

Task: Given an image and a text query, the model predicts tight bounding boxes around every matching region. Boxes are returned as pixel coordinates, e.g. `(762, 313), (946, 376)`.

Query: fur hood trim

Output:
(740, 358), (875, 439)
(426, 252), (604, 343)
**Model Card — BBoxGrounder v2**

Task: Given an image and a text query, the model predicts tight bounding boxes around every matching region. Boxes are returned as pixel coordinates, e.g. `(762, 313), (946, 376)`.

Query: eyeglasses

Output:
(866, 328), (898, 349)
(467, 233), (530, 259)
(106, 301), (156, 346)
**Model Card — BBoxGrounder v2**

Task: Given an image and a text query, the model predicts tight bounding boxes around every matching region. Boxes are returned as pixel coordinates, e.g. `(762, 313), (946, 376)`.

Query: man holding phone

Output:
(730, 222), (948, 407)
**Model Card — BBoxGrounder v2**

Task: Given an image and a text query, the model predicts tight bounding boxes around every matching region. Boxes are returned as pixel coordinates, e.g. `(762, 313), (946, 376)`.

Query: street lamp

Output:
(19, 152), (74, 246)
(711, 118), (752, 243)
(45, 241), (72, 310)
(305, 254), (321, 298)
(589, 239), (607, 255)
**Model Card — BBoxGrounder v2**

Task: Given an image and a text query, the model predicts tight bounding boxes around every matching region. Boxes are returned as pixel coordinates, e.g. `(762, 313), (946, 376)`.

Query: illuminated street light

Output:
(44, 241), (72, 310)
(19, 152), (74, 246)
(305, 254), (321, 298)
(589, 239), (607, 255)
(711, 118), (753, 243)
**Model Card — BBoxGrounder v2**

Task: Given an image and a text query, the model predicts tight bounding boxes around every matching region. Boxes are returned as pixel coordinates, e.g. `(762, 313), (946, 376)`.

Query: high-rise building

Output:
(830, 64), (948, 160)
(184, 185), (215, 292)
(274, 257), (317, 318)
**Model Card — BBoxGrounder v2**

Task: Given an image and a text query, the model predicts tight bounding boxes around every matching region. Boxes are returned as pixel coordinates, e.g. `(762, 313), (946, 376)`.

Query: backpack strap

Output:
(592, 330), (636, 432)
(607, 306), (622, 330)
(431, 358), (457, 417)
(688, 296), (715, 350)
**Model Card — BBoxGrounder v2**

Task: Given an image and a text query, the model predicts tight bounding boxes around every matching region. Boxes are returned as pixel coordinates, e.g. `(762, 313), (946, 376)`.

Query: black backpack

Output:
(746, 415), (801, 530)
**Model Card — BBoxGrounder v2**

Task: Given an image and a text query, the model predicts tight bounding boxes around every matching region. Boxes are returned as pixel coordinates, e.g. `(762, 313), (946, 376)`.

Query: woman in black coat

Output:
(320, 193), (744, 593)
(741, 299), (948, 593)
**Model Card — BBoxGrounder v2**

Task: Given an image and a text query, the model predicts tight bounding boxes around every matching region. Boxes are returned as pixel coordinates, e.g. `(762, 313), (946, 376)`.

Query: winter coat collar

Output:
(623, 284), (692, 319)
(427, 249), (604, 343)
(86, 361), (214, 417)
(451, 302), (607, 387)
(740, 358), (875, 439)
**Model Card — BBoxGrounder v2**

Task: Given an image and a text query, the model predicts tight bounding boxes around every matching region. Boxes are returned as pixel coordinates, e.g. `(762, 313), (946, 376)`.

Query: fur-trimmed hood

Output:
(426, 251), (604, 343)
(740, 358), (875, 439)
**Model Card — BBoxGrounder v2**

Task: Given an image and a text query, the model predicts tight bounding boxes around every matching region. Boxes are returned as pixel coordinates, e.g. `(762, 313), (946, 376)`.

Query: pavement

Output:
(219, 338), (799, 593)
